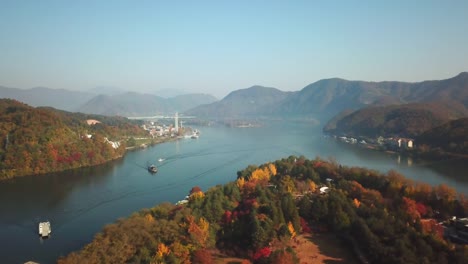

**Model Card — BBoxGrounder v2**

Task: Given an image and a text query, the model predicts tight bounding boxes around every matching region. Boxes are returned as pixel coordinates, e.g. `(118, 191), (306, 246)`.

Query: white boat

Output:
(158, 158), (165, 162)
(39, 221), (51, 237)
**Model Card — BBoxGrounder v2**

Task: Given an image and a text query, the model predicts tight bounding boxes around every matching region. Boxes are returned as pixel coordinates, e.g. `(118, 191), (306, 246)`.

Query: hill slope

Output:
(0, 99), (147, 179)
(58, 157), (468, 264)
(416, 117), (468, 155)
(186, 85), (292, 118)
(323, 103), (462, 138)
(278, 72), (468, 120)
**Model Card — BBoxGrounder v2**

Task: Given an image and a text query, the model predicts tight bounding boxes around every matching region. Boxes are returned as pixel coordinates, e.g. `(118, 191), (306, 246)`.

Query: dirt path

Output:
(292, 233), (357, 264)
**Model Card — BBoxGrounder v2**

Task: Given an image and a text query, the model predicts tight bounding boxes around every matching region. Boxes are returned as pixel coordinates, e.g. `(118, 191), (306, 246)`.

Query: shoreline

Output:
(326, 134), (468, 163)
(0, 136), (177, 182)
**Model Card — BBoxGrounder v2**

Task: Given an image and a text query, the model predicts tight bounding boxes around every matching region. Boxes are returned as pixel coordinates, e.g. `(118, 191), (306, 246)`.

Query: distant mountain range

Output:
(2, 72), (468, 119)
(186, 72), (468, 121)
(0, 86), (95, 112)
(77, 92), (217, 116)
(0, 85), (217, 116)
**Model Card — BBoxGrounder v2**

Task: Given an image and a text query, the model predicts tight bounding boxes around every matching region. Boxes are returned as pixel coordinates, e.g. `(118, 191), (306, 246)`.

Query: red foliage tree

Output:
(222, 210), (232, 224)
(402, 197), (420, 221)
(253, 247), (271, 261)
(300, 217), (311, 233)
(416, 202), (427, 217)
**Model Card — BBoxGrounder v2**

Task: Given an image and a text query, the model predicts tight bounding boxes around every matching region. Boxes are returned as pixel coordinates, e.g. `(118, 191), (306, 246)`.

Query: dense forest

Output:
(323, 102), (463, 138)
(416, 118), (468, 156)
(58, 156), (468, 264)
(0, 99), (147, 180)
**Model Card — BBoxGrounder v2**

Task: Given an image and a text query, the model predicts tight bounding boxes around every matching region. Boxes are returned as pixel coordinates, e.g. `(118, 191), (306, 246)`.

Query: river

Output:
(1, 121), (467, 263)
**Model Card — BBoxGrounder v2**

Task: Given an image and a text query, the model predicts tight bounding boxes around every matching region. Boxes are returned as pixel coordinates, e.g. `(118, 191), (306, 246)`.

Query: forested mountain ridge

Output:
(3, 72), (467, 119)
(58, 156), (468, 264)
(186, 85), (293, 118)
(186, 72), (468, 121)
(0, 99), (147, 180)
(323, 102), (465, 138)
(416, 117), (468, 155)
(278, 72), (468, 120)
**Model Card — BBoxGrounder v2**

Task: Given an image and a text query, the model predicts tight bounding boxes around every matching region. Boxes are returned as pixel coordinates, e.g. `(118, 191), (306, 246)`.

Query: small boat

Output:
(148, 164), (158, 173)
(191, 134), (199, 139)
(39, 221), (51, 238)
(158, 158), (165, 162)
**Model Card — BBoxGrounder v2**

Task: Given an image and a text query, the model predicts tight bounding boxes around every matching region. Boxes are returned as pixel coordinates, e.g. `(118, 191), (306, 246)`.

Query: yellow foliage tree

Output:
(188, 216), (210, 247)
(145, 213), (155, 223)
(268, 163), (277, 176)
(155, 243), (170, 258)
(287, 221), (296, 238)
(250, 168), (270, 182)
(237, 177), (245, 189)
(308, 180), (316, 192)
(189, 191), (205, 201)
(353, 198), (361, 208)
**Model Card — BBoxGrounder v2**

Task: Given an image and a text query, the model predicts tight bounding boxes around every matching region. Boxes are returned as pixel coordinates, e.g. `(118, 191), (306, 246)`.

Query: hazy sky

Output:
(1, 1), (467, 98)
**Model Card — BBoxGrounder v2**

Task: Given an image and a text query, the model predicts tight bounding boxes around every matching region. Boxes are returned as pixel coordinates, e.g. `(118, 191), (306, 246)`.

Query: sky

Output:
(0, 1), (467, 98)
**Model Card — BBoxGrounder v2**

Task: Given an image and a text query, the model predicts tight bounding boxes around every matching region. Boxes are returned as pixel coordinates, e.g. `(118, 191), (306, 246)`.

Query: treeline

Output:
(58, 156), (468, 264)
(0, 99), (147, 179)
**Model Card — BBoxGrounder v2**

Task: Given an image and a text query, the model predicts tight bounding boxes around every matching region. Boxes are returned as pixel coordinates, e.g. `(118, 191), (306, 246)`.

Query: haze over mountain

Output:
(2, 72), (467, 119)
(186, 72), (468, 122)
(78, 92), (217, 117)
(0, 86), (95, 112)
(0, 85), (217, 116)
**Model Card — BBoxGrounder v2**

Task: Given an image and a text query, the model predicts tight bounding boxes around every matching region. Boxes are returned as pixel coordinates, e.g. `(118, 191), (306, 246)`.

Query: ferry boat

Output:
(148, 164), (158, 173)
(39, 221), (51, 238)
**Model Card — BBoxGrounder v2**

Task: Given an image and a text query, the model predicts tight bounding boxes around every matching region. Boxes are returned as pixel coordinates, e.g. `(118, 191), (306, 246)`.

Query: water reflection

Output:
(0, 161), (119, 225)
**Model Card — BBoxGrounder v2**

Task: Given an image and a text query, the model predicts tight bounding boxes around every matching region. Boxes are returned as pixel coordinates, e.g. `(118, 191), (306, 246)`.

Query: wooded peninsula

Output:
(58, 156), (468, 264)
(0, 99), (148, 180)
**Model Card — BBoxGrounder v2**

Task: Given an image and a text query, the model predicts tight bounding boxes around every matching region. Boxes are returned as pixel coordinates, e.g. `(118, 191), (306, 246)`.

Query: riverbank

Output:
(326, 134), (468, 164)
(125, 136), (177, 151)
(0, 135), (176, 182)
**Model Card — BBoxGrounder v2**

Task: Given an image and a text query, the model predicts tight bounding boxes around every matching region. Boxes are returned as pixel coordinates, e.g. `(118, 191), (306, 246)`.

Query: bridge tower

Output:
(175, 112), (179, 134)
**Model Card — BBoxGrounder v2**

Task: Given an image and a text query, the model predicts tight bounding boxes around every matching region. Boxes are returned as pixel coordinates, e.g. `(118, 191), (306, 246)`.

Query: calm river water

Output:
(1, 121), (467, 263)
